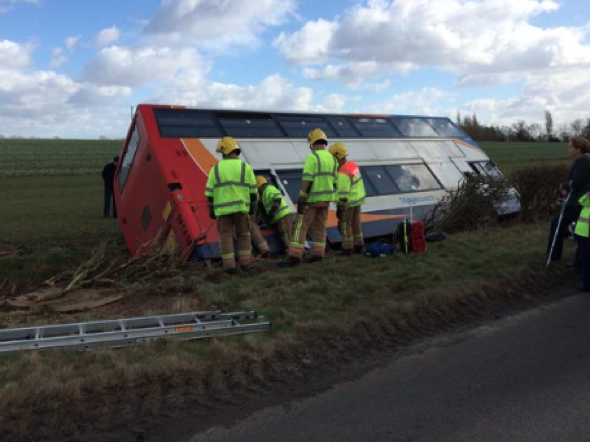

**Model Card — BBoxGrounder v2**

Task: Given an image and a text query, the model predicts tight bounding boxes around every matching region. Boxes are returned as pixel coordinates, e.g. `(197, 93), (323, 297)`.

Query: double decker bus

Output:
(114, 105), (519, 261)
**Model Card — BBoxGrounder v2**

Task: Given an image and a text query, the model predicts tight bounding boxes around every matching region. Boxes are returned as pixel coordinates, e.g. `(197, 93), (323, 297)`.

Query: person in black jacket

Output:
(101, 156), (119, 218)
(547, 138), (590, 262)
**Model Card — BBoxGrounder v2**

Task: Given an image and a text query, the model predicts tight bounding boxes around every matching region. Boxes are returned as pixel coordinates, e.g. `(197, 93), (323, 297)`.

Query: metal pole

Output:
(547, 187), (573, 268)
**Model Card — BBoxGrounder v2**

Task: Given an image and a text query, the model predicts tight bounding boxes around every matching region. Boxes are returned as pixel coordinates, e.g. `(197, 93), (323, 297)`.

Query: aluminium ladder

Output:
(0, 309), (270, 353)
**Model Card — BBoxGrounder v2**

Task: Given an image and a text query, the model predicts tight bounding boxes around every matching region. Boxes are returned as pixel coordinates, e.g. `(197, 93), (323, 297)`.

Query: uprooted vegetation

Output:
(425, 173), (512, 233)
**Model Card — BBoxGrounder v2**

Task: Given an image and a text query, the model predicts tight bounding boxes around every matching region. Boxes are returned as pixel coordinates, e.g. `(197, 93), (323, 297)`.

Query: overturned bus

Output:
(114, 105), (519, 261)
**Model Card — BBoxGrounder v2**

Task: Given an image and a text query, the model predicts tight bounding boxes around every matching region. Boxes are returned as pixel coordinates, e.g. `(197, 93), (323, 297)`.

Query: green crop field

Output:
(480, 141), (569, 173)
(0, 138), (122, 177)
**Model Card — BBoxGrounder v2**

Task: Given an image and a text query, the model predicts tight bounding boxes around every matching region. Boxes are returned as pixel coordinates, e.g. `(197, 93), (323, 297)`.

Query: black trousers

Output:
(103, 186), (117, 218)
(547, 205), (581, 261)
(575, 235), (590, 289)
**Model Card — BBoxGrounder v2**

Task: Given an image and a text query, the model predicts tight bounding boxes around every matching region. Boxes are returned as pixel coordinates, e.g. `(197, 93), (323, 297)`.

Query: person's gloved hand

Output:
(336, 207), (343, 220)
(249, 205), (257, 216)
(208, 207), (216, 219)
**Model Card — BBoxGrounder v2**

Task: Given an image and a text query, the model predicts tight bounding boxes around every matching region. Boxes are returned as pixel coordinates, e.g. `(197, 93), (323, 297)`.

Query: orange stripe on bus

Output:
(326, 210), (408, 228)
(182, 138), (218, 174)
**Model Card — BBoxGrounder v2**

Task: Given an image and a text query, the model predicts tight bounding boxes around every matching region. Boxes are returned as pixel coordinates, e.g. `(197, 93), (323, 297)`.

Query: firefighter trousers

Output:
(275, 214), (292, 253)
(288, 205), (328, 260)
(340, 206), (364, 250)
(217, 212), (251, 269)
(249, 215), (270, 255)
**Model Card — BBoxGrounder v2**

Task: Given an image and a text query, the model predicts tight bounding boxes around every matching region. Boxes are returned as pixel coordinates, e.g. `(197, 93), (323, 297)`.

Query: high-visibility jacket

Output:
(302, 149), (337, 203)
(261, 184), (291, 224)
(205, 158), (257, 217)
(574, 193), (590, 237)
(336, 160), (366, 209)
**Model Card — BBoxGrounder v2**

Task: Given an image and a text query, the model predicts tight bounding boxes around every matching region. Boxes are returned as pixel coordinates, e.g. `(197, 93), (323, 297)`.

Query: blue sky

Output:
(0, 0), (589, 138)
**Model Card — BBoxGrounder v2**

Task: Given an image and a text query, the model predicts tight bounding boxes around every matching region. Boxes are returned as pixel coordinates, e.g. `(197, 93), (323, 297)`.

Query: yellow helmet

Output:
(307, 128), (328, 146)
(256, 175), (267, 188)
(329, 142), (349, 160)
(216, 136), (240, 155)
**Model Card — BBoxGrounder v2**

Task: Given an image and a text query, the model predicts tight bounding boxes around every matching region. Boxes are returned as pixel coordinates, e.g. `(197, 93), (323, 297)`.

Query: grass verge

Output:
(0, 222), (577, 441)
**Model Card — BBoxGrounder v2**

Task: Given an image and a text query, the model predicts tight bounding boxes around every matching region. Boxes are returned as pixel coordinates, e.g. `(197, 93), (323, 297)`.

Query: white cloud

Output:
(146, 0), (296, 49)
(94, 26), (121, 47)
(274, 19), (337, 64)
(461, 68), (590, 126)
(65, 35), (80, 50)
(274, 0), (590, 86)
(81, 45), (205, 87)
(366, 87), (457, 116)
(157, 73), (316, 111)
(49, 36), (80, 68)
(0, 39), (32, 70)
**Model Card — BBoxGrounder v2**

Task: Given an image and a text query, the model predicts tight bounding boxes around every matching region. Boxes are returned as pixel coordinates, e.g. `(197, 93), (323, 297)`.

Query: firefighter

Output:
(329, 142), (366, 255)
(281, 128), (337, 267)
(256, 175), (293, 253)
(205, 136), (258, 274)
(574, 191), (590, 291)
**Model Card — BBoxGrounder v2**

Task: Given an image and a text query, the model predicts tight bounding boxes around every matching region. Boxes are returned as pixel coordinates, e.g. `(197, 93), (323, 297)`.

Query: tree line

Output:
(456, 110), (590, 142)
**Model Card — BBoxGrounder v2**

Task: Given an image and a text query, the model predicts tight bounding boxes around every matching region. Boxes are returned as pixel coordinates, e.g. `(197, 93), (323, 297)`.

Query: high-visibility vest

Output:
(302, 149), (337, 203)
(575, 193), (590, 237)
(261, 184), (291, 224)
(336, 160), (366, 208)
(205, 158), (257, 217)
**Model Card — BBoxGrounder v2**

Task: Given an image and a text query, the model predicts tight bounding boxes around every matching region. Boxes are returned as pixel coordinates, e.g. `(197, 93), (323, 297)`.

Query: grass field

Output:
(0, 138), (569, 288)
(0, 138), (576, 440)
(480, 141), (568, 173)
(0, 138), (121, 177)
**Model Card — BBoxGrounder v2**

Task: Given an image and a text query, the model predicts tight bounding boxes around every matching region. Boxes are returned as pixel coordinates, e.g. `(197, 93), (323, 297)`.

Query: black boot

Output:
(354, 245), (365, 255)
(337, 249), (352, 257)
(309, 256), (323, 264)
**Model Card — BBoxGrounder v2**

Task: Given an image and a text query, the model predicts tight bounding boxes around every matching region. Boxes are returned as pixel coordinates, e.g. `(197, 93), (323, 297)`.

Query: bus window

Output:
(275, 169), (303, 202)
(385, 164), (441, 192)
(362, 166), (400, 196)
(154, 109), (222, 138)
(391, 117), (439, 137)
(118, 124), (140, 194)
(425, 118), (466, 138)
(350, 118), (401, 138)
(217, 113), (284, 138)
(327, 116), (360, 137)
(276, 116), (336, 138)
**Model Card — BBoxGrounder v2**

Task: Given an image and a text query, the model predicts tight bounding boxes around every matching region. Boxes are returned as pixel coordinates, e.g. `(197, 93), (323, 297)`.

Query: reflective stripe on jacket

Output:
(337, 160), (366, 208)
(302, 149), (337, 203)
(575, 193), (590, 237)
(205, 158), (257, 217)
(262, 184), (291, 224)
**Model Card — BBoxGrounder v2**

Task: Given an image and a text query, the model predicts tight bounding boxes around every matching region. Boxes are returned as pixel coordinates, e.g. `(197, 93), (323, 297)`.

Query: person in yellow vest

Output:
(329, 142), (366, 255)
(205, 136), (258, 274)
(574, 192), (590, 292)
(280, 128), (338, 267)
(256, 175), (293, 253)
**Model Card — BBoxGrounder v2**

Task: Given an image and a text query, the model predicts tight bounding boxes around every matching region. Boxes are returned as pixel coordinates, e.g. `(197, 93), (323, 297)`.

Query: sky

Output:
(0, 0), (589, 138)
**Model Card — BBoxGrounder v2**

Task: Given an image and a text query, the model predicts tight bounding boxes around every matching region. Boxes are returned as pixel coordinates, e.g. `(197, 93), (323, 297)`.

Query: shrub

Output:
(509, 165), (567, 222)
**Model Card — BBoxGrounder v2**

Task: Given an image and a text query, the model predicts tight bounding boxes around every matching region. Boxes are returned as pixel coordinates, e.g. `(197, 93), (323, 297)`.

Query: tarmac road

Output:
(188, 292), (590, 442)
